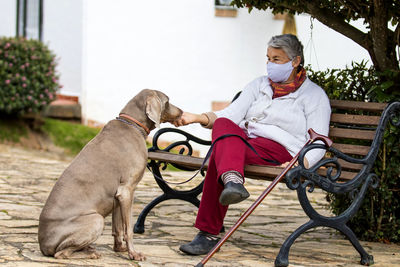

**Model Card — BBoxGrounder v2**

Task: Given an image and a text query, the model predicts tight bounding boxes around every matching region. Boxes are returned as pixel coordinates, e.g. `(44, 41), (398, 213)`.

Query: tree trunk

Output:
(368, 0), (399, 72)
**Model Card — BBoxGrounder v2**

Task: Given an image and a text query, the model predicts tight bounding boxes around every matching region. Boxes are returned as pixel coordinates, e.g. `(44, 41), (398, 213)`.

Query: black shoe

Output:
(219, 181), (250, 206)
(179, 231), (220, 255)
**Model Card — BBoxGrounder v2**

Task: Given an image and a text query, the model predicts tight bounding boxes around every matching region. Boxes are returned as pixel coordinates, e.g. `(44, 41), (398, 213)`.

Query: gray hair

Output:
(268, 34), (304, 67)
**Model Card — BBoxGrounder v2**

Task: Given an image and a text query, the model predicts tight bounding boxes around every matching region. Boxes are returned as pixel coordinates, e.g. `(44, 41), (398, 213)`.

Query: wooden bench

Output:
(134, 99), (400, 266)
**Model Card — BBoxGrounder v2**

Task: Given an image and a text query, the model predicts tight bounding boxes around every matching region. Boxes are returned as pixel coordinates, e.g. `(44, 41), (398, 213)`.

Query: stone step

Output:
(42, 97), (81, 120)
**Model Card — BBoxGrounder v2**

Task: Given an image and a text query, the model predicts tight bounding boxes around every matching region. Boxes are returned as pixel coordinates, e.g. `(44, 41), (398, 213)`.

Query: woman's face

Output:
(267, 47), (300, 67)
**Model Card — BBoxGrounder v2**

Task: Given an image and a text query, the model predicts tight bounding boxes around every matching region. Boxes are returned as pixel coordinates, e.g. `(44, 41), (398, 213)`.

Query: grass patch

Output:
(1, 116), (182, 172)
(41, 118), (101, 155)
(0, 117), (28, 143)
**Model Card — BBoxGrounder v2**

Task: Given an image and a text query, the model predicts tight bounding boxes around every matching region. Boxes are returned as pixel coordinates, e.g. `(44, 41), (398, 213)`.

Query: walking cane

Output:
(195, 128), (333, 267)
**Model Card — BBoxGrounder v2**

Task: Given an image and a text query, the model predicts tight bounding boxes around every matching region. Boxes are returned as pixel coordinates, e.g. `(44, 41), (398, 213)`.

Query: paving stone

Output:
(0, 143), (399, 266)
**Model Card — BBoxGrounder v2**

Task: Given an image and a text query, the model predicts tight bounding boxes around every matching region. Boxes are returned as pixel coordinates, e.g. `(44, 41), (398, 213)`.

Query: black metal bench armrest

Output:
(286, 101), (400, 195)
(148, 127), (211, 171)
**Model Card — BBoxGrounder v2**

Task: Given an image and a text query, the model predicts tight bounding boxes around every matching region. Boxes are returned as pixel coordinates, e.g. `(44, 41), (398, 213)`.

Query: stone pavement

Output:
(0, 143), (399, 267)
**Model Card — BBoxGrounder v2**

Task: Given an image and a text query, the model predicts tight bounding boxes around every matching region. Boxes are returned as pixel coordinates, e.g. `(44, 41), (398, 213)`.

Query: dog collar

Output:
(118, 113), (151, 135)
(117, 114), (150, 138)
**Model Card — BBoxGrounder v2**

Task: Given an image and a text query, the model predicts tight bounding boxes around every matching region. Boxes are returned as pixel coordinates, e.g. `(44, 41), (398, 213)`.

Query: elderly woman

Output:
(174, 34), (331, 255)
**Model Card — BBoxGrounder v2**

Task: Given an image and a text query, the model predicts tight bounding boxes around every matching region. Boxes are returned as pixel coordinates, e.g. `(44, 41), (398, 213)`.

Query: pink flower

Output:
(22, 83), (27, 88)
(20, 65), (25, 70)
(16, 73), (20, 77)
(5, 80), (10, 84)
(9, 63), (13, 67)
(25, 62), (29, 67)
(40, 94), (44, 99)
(41, 101), (46, 105)
(22, 76), (26, 81)
(5, 42), (11, 48)
(27, 95), (32, 100)
(44, 89), (49, 93)
(48, 94), (54, 100)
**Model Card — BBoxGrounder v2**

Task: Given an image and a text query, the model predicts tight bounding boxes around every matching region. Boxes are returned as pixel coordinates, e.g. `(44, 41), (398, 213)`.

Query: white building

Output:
(0, 0), (370, 152)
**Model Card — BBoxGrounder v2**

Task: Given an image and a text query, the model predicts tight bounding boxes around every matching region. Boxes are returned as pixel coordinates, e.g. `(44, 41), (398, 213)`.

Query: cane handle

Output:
(308, 128), (333, 148)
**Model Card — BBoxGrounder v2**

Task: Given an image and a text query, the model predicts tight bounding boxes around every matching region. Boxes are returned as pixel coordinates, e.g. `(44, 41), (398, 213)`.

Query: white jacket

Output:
(214, 75), (331, 167)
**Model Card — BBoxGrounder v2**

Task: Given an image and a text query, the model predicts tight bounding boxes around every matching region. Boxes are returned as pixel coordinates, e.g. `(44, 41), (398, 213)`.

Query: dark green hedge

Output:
(307, 61), (400, 243)
(0, 37), (60, 114)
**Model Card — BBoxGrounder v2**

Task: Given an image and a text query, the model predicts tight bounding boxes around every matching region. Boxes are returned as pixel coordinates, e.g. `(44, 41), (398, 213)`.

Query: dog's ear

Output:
(145, 94), (163, 128)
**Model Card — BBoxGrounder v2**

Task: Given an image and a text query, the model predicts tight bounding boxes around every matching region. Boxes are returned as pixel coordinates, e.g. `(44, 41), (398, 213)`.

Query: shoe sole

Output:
(179, 244), (220, 255)
(219, 190), (250, 206)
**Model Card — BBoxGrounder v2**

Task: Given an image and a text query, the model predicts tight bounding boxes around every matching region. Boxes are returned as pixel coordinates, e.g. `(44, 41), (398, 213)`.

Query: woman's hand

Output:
(173, 112), (208, 127)
(279, 158), (309, 169)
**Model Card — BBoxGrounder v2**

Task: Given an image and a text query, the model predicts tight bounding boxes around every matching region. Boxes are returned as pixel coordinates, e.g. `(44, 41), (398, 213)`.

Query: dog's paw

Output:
(54, 251), (69, 259)
(88, 251), (101, 259)
(128, 250), (146, 261)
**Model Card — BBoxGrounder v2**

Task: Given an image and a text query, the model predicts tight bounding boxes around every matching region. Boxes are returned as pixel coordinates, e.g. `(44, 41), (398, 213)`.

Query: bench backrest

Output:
(326, 100), (387, 179)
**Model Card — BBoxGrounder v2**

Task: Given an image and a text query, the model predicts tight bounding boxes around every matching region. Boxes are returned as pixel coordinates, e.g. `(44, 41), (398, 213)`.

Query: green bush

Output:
(0, 37), (60, 114)
(306, 62), (400, 243)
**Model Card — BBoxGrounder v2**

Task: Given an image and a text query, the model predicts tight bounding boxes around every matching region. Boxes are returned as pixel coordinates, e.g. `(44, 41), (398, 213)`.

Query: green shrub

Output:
(0, 37), (60, 115)
(306, 62), (400, 243)
(307, 61), (400, 102)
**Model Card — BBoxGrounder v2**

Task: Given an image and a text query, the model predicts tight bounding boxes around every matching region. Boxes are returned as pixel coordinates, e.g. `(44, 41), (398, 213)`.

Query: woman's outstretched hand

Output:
(173, 112), (208, 127)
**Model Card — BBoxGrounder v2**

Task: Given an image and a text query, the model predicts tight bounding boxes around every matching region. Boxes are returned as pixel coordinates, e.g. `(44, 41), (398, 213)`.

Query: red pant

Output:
(194, 118), (293, 235)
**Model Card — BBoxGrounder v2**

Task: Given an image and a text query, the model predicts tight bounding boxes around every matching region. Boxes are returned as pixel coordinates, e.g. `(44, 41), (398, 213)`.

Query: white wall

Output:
(82, 0), (284, 145)
(0, 0), (17, 37)
(42, 0), (83, 97)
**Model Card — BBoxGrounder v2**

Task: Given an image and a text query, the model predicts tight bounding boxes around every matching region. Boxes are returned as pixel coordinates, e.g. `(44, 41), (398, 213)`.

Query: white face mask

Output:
(267, 61), (294, 83)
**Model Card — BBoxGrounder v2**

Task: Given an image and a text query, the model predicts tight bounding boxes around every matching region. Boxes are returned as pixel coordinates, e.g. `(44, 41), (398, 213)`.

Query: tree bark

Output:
(368, 0), (397, 71)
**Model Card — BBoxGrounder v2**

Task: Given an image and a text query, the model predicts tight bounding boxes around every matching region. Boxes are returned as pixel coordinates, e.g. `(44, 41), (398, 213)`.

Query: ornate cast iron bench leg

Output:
(274, 102), (399, 266)
(275, 173), (376, 267)
(134, 160), (204, 233)
(134, 127), (211, 234)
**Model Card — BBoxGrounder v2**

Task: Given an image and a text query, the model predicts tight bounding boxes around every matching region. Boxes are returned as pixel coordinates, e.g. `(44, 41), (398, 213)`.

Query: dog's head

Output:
(120, 89), (182, 130)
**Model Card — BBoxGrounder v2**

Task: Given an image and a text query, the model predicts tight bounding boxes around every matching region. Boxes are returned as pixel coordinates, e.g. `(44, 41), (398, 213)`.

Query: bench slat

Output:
(336, 159), (363, 171)
(148, 151), (207, 169)
(329, 128), (376, 140)
(148, 151), (356, 182)
(331, 143), (370, 155)
(330, 113), (381, 126)
(330, 100), (387, 112)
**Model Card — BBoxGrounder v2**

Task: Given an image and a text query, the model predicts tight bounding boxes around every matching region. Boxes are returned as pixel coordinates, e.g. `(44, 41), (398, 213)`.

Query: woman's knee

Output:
(212, 118), (245, 140)
(213, 118), (236, 131)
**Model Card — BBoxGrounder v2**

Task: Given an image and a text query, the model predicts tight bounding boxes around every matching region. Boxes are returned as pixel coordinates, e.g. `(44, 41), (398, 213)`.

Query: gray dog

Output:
(38, 89), (182, 260)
